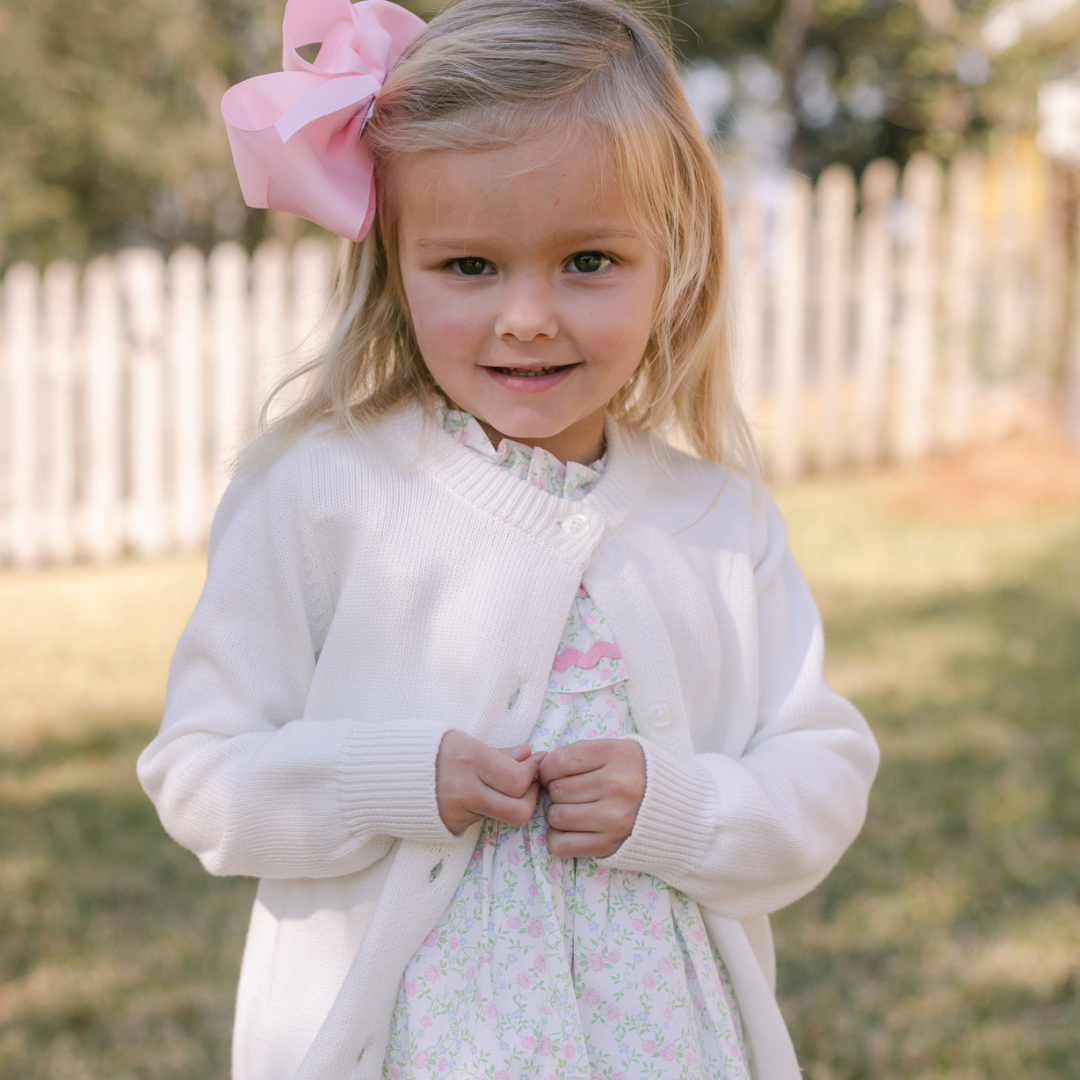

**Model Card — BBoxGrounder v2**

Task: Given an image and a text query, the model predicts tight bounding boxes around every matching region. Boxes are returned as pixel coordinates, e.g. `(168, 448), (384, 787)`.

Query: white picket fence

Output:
(0, 151), (1075, 566)
(0, 238), (335, 565)
(734, 149), (1074, 480)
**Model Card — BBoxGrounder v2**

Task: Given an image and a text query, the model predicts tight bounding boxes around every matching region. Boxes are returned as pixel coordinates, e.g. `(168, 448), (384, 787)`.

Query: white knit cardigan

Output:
(137, 402), (879, 1080)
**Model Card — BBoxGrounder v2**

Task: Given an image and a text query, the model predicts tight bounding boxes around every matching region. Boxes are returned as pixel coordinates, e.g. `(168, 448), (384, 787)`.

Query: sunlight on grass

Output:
(773, 462), (1080, 1080)
(0, 559), (253, 1079)
(0, 559), (205, 748)
(1, 443), (1079, 1078)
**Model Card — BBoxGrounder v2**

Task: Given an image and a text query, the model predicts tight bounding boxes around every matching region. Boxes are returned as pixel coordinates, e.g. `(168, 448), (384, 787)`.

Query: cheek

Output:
(405, 280), (486, 358)
(575, 290), (655, 366)
(415, 311), (477, 350)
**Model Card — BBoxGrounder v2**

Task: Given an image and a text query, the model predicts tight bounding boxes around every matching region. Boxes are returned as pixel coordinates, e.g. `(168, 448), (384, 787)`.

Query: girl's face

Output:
(394, 131), (663, 465)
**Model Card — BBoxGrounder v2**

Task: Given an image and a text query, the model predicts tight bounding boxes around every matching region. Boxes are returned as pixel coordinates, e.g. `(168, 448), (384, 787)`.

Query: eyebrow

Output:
(414, 228), (640, 251)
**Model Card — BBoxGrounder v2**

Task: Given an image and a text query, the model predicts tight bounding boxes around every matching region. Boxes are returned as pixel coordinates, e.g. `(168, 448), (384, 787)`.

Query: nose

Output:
(493, 275), (558, 343)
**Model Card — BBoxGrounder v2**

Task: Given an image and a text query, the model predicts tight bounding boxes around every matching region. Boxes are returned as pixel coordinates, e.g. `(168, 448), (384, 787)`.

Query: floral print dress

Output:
(382, 403), (751, 1080)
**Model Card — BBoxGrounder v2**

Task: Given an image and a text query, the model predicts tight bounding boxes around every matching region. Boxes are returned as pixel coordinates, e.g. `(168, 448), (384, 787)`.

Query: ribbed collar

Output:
(380, 401), (652, 567)
(432, 396), (606, 501)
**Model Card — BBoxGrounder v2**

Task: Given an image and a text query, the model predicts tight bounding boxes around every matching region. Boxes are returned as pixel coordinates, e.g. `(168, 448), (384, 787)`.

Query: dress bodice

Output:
(382, 402), (750, 1080)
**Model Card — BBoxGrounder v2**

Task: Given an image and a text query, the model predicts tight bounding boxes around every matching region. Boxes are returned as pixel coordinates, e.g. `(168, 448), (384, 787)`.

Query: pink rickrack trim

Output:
(220, 0), (426, 242)
(551, 641), (624, 673)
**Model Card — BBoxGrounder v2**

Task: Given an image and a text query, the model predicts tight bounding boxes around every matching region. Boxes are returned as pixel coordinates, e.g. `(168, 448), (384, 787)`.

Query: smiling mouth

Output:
(490, 364), (576, 378)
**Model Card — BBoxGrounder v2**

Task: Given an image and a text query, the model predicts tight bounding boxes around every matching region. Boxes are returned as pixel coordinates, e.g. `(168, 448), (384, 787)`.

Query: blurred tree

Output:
(1, 0), (1079, 266)
(674, 0), (1080, 177)
(0, 0), (284, 265)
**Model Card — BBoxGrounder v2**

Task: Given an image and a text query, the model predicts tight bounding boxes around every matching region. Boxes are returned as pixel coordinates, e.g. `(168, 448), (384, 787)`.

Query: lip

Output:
(483, 364), (578, 393)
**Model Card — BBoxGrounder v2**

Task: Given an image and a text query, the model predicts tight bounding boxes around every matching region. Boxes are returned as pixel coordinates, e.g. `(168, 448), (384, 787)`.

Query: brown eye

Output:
(454, 257), (489, 276)
(570, 251), (610, 273)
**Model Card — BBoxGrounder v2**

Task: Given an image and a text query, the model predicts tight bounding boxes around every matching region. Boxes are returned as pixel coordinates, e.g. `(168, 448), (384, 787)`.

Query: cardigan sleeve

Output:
(136, 454), (457, 880)
(601, 492), (880, 918)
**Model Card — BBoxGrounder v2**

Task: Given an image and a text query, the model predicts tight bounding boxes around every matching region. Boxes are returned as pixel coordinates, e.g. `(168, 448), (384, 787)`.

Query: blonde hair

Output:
(247, 0), (757, 475)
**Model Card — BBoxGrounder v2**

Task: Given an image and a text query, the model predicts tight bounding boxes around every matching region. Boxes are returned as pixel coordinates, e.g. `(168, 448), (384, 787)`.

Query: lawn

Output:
(1, 434), (1079, 1078)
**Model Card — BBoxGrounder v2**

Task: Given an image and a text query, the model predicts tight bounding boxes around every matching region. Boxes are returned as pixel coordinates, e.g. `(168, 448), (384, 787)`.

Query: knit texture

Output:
(137, 402), (879, 1080)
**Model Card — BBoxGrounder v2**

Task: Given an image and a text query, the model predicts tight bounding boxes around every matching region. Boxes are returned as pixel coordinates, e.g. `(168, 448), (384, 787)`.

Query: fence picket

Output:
(168, 246), (206, 552)
(121, 248), (168, 557)
(252, 240), (291, 427)
(773, 174), (812, 481)
(854, 159), (897, 467)
(0, 152), (1073, 567)
(815, 164), (855, 471)
(989, 160), (1024, 382)
(43, 260), (78, 562)
(3, 263), (40, 565)
(896, 153), (942, 464)
(941, 154), (981, 448)
(209, 242), (250, 499)
(1035, 162), (1070, 404)
(82, 256), (123, 560)
(733, 189), (765, 428)
(1067, 193), (1080, 443)
(293, 237), (334, 361)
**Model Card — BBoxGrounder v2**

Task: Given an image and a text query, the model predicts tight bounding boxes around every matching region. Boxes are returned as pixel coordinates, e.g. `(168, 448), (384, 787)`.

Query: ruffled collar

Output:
(433, 397), (607, 502)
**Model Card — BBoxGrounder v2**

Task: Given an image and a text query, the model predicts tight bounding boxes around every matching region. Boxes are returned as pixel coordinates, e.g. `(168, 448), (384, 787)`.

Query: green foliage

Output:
(674, 0), (1080, 177)
(0, 0), (285, 265)
(1, 0), (1078, 265)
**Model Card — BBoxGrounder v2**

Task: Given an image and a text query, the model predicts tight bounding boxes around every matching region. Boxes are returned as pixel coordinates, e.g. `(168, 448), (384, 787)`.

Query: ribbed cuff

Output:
(336, 720), (459, 844)
(598, 736), (715, 878)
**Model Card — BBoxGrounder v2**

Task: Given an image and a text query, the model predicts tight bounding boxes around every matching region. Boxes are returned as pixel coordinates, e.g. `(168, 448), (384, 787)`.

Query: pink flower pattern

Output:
(383, 404), (749, 1080)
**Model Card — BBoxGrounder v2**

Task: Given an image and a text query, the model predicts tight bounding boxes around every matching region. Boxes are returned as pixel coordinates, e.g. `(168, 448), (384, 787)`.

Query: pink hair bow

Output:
(221, 0), (426, 242)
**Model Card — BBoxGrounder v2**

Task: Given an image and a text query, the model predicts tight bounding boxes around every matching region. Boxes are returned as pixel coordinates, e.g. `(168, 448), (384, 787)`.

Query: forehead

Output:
(391, 132), (638, 248)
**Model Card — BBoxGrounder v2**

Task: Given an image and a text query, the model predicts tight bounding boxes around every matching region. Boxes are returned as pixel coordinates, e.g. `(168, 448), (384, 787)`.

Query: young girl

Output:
(138, 1), (879, 1078)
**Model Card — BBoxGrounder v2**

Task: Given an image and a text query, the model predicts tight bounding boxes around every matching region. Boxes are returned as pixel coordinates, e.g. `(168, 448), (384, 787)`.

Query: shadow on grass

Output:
(0, 724), (255, 1079)
(4, 521), (1079, 1079)
(776, 522), (1080, 1079)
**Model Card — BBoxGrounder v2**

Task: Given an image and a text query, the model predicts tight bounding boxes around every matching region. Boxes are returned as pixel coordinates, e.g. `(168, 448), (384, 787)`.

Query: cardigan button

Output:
(561, 513), (590, 540)
(429, 860), (443, 882)
(646, 701), (674, 729)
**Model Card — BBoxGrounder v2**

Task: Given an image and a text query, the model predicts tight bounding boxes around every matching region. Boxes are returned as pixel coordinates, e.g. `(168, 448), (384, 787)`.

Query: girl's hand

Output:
(538, 739), (646, 858)
(435, 731), (544, 835)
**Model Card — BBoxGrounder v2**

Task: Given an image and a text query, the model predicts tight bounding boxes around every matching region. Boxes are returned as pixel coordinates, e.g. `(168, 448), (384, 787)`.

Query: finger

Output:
(476, 781), (539, 829)
(478, 745), (540, 798)
(546, 828), (620, 860)
(545, 799), (606, 833)
(538, 740), (611, 785)
(496, 743), (535, 762)
(549, 798), (639, 841)
(544, 773), (607, 804)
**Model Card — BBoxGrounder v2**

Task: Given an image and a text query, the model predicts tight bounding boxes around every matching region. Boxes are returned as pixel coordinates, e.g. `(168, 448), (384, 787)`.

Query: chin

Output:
(489, 412), (576, 441)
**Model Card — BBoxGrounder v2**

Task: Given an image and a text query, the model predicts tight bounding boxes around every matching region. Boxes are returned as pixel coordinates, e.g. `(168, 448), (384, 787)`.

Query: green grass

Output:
(1, 469), (1078, 1078)
(774, 472), (1080, 1079)
(0, 561), (254, 1079)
